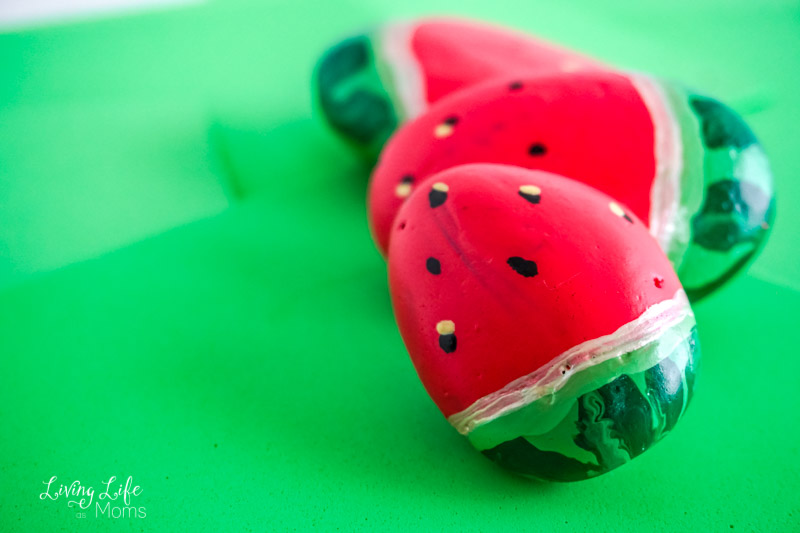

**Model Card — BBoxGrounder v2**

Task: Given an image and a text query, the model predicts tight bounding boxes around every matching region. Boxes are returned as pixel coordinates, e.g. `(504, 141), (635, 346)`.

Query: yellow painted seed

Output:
(436, 320), (455, 335)
(609, 201), (626, 217)
(395, 183), (412, 198)
(434, 123), (454, 138)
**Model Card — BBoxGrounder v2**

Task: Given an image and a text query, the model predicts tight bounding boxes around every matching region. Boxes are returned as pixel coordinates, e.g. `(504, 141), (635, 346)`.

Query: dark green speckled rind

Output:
(314, 34), (399, 159)
(476, 325), (700, 482)
(665, 86), (775, 300)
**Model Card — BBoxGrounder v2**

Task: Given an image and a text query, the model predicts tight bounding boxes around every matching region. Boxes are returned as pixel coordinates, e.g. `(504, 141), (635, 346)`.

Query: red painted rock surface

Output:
(370, 71), (658, 256)
(410, 18), (603, 109)
(388, 164), (682, 417)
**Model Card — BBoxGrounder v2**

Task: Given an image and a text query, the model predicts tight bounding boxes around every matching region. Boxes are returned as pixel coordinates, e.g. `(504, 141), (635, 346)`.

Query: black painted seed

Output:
(528, 143), (547, 156)
(426, 257), (441, 275)
(429, 189), (448, 208)
(439, 334), (457, 353)
(509, 81), (524, 91)
(443, 115), (459, 126)
(519, 191), (541, 204)
(400, 174), (414, 184)
(507, 257), (538, 277)
(623, 213), (634, 223)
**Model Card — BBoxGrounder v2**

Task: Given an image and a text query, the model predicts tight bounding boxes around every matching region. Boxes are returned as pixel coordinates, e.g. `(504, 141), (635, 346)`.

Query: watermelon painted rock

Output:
(388, 164), (699, 481)
(371, 71), (774, 300)
(314, 17), (602, 157)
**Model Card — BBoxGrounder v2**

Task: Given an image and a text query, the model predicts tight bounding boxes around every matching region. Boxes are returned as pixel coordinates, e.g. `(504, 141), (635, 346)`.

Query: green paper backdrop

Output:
(1, 0), (798, 531)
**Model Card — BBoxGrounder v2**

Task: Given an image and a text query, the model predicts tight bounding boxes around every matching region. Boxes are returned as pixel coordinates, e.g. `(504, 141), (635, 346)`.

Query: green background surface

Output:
(1, 0), (798, 531)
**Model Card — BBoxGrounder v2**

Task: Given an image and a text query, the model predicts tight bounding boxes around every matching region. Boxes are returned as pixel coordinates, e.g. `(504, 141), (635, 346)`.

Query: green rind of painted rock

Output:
(313, 34), (399, 159)
(475, 322), (700, 482)
(668, 86), (775, 300)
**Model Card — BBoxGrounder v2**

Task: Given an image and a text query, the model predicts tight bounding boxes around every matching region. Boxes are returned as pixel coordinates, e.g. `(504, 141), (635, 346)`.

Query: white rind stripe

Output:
(629, 73), (685, 261)
(447, 290), (693, 435)
(380, 22), (427, 120)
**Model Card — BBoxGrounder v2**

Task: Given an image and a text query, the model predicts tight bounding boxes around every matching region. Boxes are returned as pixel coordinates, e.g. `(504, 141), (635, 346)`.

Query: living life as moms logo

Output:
(39, 476), (146, 519)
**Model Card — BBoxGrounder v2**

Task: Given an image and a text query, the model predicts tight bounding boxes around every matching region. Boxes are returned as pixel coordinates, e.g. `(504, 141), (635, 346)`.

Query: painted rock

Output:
(388, 164), (700, 481)
(371, 71), (775, 300)
(314, 17), (602, 157)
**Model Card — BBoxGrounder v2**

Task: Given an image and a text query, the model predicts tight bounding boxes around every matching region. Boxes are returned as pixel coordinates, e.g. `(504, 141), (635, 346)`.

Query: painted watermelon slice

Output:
(388, 164), (700, 481)
(370, 71), (774, 300)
